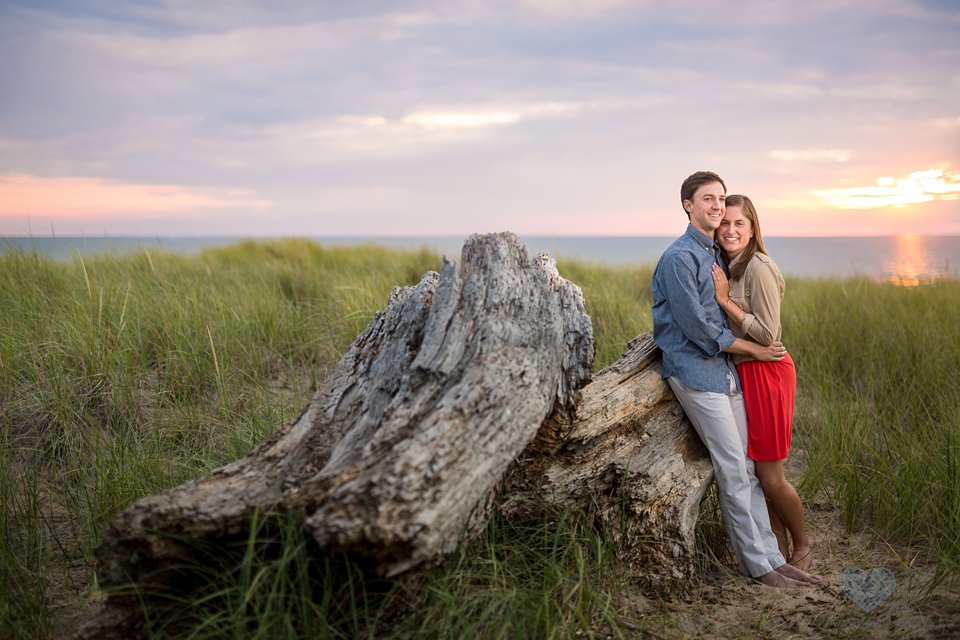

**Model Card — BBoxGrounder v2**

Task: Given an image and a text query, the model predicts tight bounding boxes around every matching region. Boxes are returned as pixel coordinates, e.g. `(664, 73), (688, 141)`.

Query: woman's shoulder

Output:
(747, 252), (782, 275)
(743, 252), (784, 291)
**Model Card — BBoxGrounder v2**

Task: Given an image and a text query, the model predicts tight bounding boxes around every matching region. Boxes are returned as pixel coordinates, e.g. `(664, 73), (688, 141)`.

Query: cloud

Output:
(402, 110), (521, 130)
(401, 101), (589, 130)
(2, 1), (958, 237)
(259, 101), (606, 158)
(931, 115), (960, 129)
(814, 168), (960, 209)
(507, 0), (644, 18)
(0, 174), (271, 220)
(770, 149), (852, 162)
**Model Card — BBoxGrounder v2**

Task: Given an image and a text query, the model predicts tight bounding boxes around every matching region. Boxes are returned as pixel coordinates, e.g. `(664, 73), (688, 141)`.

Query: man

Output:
(651, 171), (821, 588)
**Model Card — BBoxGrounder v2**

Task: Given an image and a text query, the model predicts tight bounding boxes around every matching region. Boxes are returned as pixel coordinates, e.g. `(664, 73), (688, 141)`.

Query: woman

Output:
(711, 195), (813, 570)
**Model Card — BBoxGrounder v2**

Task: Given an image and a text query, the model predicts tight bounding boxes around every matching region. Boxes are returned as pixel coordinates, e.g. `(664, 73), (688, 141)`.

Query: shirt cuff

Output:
(716, 328), (736, 353)
(741, 313), (776, 345)
(741, 313), (756, 338)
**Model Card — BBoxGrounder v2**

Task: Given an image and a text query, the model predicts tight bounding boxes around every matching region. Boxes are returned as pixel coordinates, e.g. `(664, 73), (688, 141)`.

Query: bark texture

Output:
(78, 232), (714, 639)
(79, 232), (595, 638)
(503, 333), (713, 585)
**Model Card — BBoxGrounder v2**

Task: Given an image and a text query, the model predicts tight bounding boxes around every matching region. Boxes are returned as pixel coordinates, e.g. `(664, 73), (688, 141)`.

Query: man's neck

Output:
(688, 223), (716, 250)
(690, 223), (714, 240)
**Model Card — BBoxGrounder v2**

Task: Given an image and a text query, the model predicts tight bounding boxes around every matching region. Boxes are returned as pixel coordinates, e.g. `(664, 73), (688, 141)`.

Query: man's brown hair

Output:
(680, 171), (726, 219)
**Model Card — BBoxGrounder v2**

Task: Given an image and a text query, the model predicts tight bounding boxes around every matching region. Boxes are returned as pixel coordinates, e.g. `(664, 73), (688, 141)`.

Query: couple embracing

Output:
(652, 171), (819, 588)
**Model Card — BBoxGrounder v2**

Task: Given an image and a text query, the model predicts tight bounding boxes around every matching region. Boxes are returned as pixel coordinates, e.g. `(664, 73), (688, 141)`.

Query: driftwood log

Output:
(78, 232), (712, 639)
(504, 334), (713, 582)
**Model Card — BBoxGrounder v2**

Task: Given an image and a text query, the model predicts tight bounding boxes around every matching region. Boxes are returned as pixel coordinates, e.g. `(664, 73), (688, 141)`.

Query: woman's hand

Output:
(712, 263), (730, 303)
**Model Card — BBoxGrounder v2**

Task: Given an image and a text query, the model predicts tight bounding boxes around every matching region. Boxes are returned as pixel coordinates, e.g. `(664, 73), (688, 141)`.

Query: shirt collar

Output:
(728, 251), (748, 269)
(684, 223), (715, 252)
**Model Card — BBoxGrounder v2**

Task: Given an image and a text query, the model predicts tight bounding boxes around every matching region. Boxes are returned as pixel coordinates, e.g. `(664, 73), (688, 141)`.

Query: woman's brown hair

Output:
(724, 194), (768, 281)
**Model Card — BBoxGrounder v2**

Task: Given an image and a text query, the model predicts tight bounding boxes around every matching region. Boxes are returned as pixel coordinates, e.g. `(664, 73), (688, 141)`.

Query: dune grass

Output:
(783, 276), (960, 578)
(130, 504), (630, 640)
(0, 239), (957, 638)
(0, 240), (438, 639)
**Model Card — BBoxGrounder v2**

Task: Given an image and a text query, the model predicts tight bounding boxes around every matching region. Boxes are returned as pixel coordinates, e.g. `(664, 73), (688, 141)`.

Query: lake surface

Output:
(3, 234), (958, 284)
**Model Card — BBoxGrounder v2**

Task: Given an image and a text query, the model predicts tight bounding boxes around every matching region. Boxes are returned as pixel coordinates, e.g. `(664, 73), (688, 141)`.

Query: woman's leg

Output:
(765, 496), (790, 559)
(754, 460), (812, 569)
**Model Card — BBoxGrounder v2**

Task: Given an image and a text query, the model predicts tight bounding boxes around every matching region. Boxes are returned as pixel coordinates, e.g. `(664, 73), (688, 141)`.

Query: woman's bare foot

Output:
(789, 546), (813, 571)
(776, 562), (822, 584)
(757, 570), (810, 589)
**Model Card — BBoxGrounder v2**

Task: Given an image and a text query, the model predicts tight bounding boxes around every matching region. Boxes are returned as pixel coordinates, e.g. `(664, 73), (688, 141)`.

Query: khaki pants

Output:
(668, 376), (785, 577)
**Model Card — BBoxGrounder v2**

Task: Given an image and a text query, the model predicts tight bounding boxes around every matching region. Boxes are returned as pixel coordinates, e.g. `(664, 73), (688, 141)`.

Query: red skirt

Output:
(737, 352), (796, 462)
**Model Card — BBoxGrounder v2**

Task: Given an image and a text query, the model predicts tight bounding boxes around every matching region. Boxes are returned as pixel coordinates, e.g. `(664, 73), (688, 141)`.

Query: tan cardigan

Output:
(726, 251), (785, 364)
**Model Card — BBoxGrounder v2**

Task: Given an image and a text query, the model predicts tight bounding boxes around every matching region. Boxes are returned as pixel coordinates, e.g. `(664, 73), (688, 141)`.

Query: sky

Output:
(1, 0), (958, 237)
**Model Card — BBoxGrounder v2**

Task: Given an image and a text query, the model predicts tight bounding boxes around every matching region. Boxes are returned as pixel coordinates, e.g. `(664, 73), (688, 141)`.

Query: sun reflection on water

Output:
(885, 235), (942, 287)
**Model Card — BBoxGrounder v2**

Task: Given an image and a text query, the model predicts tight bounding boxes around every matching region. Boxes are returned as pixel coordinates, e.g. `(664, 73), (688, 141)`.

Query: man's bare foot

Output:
(776, 562), (822, 585)
(789, 546), (813, 571)
(757, 570), (810, 589)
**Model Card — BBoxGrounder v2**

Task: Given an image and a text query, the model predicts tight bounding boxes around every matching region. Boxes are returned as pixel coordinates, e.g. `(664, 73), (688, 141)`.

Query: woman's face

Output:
(717, 205), (753, 259)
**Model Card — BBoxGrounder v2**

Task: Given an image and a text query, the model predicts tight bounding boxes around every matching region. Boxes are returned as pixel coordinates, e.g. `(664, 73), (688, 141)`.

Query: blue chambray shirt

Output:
(651, 224), (741, 394)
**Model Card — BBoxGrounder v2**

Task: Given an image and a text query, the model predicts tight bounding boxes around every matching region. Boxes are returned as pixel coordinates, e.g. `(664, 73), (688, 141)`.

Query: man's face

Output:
(683, 182), (726, 236)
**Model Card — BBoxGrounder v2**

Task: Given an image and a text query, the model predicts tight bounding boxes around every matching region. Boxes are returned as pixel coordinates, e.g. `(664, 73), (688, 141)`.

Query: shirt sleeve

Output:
(740, 260), (782, 346)
(660, 252), (735, 356)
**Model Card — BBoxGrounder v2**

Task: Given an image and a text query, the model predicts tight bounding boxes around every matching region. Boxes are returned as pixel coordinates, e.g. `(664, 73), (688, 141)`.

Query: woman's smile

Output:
(718, 205), (752, 259)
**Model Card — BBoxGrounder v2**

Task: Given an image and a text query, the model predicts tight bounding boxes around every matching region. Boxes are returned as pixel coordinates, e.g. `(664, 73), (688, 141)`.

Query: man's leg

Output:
(668, 377), (785, 577)
(727, 391), (789, 570)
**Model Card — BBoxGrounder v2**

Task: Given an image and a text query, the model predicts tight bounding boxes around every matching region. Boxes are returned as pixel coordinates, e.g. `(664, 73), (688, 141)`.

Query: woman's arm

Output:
(712, 262), (781, 346)
(712, 265), (745, 325)
(712, 264), (785, 360)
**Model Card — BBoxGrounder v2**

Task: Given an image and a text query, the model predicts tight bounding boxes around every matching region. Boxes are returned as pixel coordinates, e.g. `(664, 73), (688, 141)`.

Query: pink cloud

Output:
(0, 174), (271, 221)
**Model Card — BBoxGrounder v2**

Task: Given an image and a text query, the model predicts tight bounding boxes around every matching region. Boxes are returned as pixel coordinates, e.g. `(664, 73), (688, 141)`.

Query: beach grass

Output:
(130, 503), (630, 639)
(783, 276), (960, 578)
(1, 239), (957, 638)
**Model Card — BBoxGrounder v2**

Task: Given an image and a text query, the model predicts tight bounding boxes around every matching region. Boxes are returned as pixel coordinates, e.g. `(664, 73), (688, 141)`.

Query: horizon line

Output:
(4, 232), (960, 240)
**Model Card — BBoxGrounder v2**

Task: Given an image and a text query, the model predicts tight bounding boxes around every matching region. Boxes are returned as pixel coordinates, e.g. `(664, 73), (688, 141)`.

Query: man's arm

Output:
(659, 253), (735, 356)
(725, 337), (786, 362)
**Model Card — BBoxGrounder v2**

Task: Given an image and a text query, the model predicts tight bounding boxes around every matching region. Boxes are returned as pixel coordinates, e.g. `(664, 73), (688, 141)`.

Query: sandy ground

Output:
(616, 457), (960, 640)
(50, 452), (960, 639)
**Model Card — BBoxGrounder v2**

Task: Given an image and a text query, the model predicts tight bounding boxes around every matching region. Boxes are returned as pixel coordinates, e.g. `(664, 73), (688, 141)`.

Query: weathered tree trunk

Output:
(503, 333), (713, 586)
(77, 232), (712, 639)
(79, 232), (594, 638)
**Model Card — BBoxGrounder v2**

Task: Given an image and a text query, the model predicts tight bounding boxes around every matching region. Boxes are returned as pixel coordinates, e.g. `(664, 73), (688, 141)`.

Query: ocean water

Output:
(3, 234), (958, 284)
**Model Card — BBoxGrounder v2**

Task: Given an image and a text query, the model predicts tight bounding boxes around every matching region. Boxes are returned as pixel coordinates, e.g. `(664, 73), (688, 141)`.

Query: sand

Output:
(614, 454), (960, 639)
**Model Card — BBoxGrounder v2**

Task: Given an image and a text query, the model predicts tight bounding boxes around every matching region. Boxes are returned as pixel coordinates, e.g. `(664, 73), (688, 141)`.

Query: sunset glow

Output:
(815, 169), (960, 210)
(402, 110), (522, 130)
(770, 149), (851, 163)
(885, 234), (940, 287)
(0, 174), (270, 220)
(0, 1), (957, 237)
